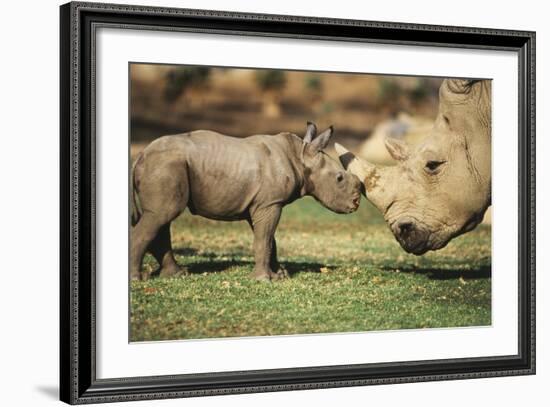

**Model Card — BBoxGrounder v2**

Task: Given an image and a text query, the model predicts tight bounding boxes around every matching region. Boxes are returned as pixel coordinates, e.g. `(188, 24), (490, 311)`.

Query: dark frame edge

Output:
(60, 1), (536, 404)
(60, 2), (74, 404)
(70, 0), (535, 49)
(74, 359), (535, 405)
(61, 2), (96, 404)
(517, 31), (536, 375)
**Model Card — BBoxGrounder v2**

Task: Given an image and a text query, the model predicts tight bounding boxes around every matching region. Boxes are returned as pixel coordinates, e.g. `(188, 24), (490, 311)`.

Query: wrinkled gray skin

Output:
(131, 123), (361, 281)
(336, 79), (491, 255)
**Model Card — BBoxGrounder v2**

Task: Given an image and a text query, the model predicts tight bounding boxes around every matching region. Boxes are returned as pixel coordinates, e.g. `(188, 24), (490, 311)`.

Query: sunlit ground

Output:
(130, 198), (491, 341)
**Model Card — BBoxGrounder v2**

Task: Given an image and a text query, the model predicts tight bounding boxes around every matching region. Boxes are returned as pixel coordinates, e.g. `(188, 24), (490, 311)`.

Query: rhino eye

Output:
(425, 160), (445, 173)
(336, 173), (344, 182)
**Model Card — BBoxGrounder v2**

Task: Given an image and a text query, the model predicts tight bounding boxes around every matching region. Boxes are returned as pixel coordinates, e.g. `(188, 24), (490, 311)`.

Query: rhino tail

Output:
(130, 152), (143, 226)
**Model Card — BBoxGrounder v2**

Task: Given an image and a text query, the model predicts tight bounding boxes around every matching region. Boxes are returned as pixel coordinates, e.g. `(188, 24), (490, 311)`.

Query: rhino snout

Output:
(349, 194), (360, 212)
(391, 217), (430, 255)
(346, 174), (362, 212)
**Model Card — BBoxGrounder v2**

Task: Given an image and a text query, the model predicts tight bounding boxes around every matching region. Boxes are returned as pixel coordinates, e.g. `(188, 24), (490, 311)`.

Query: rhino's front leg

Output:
(249, 206), (285, 281)
(270, 239), (289, 279)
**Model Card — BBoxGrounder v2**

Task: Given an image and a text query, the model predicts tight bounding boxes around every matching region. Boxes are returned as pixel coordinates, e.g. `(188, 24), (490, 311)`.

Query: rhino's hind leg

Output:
(130, 158), (189, 281)
(130, 214), (166, 281)
(148, 223), (189, 278)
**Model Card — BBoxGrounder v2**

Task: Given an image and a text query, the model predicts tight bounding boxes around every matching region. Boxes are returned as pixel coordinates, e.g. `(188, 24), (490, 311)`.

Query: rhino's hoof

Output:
(159, 266), (189, 279)
(130, 273), (142, 281)
(250, 271), (272, 282)
(251, 269), (289, 281)
(175, 267), (190, 278)
(274, 268), (289, 280)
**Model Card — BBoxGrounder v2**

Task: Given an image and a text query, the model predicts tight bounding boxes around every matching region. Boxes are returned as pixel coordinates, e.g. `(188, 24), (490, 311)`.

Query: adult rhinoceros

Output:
(336, 79), (491, 255)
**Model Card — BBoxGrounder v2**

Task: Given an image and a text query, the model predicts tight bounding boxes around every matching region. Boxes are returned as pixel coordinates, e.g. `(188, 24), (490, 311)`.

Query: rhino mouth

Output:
(348, 194), (361, 213)
(395, 229), (451, 255)
(390, 217), (432, 255)
(398, 239), (430, 255)
(315, 192), (360, 214)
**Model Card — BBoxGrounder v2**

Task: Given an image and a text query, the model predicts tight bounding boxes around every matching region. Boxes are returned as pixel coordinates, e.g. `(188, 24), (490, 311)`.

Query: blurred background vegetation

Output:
(130, 64), (442, 158)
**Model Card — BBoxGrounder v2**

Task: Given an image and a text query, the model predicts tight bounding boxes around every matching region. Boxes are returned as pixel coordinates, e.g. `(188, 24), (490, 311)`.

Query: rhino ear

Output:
(303, 121), (317, 144)
(308, 126), (333, 153)
(384, 137), (410, 161)
(446, 79), (476, 94)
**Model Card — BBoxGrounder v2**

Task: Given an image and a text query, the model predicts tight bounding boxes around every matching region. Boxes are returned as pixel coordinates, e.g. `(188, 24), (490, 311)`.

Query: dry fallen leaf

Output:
(320, 267), (330, 274)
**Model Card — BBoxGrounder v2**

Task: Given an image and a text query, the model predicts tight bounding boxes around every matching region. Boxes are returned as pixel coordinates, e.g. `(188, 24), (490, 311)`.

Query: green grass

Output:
(130, 198), (491, 341)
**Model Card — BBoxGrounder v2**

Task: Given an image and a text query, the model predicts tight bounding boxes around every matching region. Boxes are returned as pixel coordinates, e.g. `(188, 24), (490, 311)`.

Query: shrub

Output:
(163, 66), (211, 102)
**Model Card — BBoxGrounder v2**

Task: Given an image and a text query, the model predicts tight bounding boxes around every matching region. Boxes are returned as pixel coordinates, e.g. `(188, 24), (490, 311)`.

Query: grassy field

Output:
(130, 198), (491, 342)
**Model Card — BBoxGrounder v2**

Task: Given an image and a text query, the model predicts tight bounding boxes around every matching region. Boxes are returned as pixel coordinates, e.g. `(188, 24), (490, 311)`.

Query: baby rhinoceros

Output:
(130, 122), (362, 281)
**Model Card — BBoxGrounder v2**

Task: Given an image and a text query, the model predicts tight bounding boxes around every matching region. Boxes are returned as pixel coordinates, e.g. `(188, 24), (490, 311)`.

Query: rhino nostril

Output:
(397, 220), (414, 236)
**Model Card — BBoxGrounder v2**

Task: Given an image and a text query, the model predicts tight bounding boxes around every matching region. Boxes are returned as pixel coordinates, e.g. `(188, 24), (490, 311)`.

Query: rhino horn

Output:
(334, 143), (377, 190)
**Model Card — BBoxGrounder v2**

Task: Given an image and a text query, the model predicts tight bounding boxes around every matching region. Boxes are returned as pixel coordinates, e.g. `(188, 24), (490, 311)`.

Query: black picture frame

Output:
(60, 1), (536, 404)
